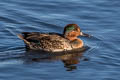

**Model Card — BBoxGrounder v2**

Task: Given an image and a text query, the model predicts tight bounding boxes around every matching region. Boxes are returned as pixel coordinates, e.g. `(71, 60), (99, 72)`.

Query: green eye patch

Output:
(66, 25), (75, 33)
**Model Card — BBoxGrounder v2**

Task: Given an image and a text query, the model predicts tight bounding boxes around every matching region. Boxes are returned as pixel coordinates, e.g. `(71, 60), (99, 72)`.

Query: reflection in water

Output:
(24, 46), (89, 71)
(62, 54), (81, 71)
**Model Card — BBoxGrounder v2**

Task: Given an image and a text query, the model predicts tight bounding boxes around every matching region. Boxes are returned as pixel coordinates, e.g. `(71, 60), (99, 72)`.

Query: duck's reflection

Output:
(24, 46), (89, 71)
(62, 54), (81, 71)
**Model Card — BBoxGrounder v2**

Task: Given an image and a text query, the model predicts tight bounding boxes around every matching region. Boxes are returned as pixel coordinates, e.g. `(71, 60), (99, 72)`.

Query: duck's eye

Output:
(66, 25), (75, 33)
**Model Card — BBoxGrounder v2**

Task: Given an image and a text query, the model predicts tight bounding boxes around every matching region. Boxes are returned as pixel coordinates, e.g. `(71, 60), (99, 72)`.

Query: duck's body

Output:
(18, 24), (89, 52)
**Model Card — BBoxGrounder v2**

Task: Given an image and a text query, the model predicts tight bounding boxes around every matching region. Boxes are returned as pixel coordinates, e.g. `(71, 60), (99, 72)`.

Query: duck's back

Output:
(18, 32), (72, 52)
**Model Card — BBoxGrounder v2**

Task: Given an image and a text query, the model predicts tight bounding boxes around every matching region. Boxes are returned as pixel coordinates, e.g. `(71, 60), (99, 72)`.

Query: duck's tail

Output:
(17, 34), (30, 45)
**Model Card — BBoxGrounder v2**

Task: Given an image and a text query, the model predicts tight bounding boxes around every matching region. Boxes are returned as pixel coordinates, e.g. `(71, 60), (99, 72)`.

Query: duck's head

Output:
(63, 24), (90, 41)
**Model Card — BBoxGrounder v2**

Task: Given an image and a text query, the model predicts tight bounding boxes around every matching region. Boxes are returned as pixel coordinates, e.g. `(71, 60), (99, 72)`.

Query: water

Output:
(0, 0), (120, 80)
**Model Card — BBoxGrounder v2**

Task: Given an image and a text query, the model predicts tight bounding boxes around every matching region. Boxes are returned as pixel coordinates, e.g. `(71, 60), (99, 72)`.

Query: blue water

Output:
(0, 0), (120, 80)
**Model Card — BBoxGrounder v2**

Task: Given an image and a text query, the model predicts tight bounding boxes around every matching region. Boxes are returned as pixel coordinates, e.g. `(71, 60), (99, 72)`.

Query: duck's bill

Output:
(80, 32), (91, 37)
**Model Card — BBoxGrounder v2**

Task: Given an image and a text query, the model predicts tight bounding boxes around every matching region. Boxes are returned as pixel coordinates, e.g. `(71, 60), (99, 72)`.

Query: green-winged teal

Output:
(18, 24), (90, 52)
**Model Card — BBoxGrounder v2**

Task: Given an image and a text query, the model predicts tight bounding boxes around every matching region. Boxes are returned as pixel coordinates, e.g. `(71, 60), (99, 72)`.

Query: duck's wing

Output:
(17, 32), (72, 51)
(17, 32), (43, 44)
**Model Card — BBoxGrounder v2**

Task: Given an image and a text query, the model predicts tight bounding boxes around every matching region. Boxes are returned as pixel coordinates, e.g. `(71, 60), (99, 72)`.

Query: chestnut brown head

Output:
(63, 24), (82, 40)
(63, 24), (90, 40)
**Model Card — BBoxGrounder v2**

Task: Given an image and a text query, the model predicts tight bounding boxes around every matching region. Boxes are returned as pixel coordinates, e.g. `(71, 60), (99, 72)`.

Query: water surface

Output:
(0, 0), (120, 80)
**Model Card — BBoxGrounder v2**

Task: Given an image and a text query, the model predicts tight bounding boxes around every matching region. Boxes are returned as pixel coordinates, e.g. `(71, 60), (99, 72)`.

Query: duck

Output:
(17, 24), (90, 52)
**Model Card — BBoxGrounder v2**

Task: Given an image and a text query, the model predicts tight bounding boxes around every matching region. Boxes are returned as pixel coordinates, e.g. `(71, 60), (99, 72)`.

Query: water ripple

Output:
(0, 0), (120, 80)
